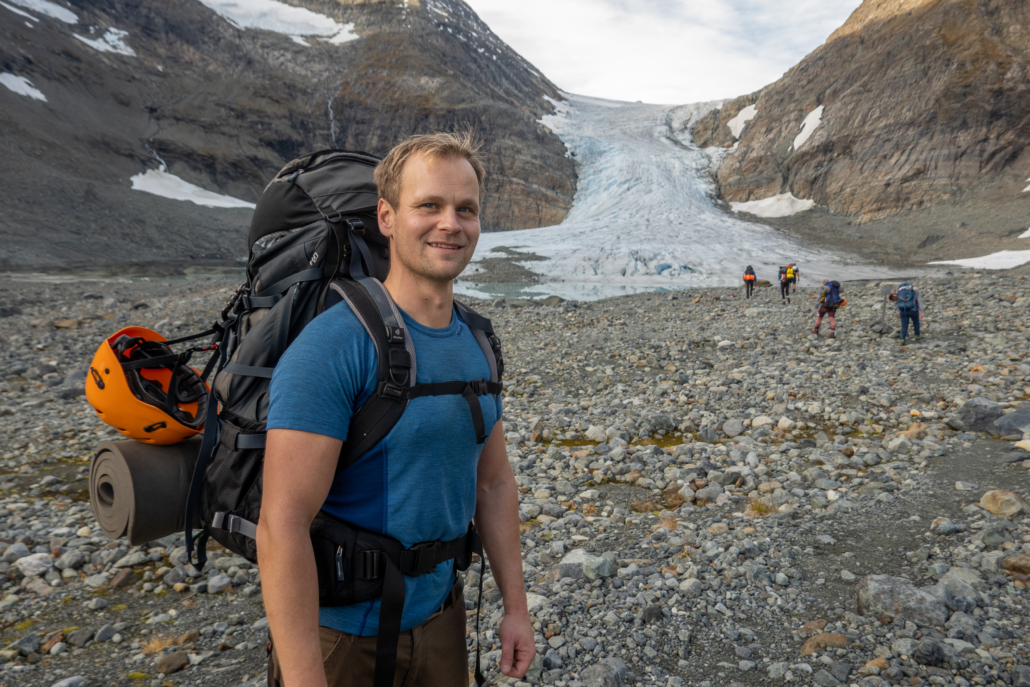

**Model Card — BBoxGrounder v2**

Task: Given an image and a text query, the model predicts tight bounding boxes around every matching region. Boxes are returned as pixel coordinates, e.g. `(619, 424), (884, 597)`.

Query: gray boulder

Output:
(55, 550), (86, 571)
(1, 542), (30, 563)
(995, 407), (1030, 437)
(856, 575), (950, 627)
(51, 677), (87, 687)
(722, 419), (745, 438)
(912, 639), (946, 667)
(9, 632), (39, 656)
(558, 549), (611, 581)
(954, 397), (1003, 434)
(580, 657), (632, 687)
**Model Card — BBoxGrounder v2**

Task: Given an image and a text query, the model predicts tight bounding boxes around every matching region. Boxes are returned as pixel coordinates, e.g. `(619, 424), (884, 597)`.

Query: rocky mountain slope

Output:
(0, 0), (575, 272)
(692, 0), (1030, 264)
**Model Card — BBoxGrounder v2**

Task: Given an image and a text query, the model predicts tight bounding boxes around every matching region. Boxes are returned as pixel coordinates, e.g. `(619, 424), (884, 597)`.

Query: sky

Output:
(464, 0), (865, 104)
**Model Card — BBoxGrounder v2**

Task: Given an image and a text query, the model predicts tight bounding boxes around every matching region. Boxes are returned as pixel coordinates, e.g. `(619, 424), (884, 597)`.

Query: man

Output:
(779, 266), (791, 304)
(791, 264), (800, 294)
(743, 265), (756, 299)
(257, 133), (535, 687)
(811, 279), (842, 338)
(889, 281), (925, 345)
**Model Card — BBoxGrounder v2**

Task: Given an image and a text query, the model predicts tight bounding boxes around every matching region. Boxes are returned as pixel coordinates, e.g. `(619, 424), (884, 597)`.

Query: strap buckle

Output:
(358, 550), (384, 580)
(406, 541), (442, 576)
(386, 326), (405, 344)
(346, 218), (365, 236)
(212, 512), (245, 534)
(378, 381), (406, 400)
(468, 380), (490, 396)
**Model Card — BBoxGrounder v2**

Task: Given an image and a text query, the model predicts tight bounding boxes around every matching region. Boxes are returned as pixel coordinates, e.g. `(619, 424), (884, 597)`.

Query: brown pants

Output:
(268, 579), (469, 687)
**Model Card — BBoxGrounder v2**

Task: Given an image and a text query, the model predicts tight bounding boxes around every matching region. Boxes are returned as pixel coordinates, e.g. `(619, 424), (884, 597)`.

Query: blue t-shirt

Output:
(267, 301), (502, 636)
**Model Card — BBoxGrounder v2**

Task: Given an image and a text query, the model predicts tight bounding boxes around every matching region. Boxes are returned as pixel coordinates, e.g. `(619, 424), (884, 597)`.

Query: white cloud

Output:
(465, 0), (863, 103)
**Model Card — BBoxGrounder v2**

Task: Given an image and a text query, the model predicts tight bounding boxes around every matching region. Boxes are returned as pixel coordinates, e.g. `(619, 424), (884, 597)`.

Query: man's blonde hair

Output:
(374, 130), (486, 209)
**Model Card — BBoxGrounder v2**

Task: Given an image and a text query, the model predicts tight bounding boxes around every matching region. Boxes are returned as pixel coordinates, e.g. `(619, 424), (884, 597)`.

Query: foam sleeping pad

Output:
(89, 438), (201, 544)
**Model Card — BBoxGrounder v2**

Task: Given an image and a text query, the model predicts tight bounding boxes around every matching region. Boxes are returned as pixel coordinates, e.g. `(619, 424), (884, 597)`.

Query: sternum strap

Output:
(406, 380), (502, 444)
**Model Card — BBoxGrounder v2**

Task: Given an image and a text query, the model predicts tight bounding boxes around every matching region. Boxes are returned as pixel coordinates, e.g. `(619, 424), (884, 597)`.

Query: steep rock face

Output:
(0, 0), (575, 270)
(695, 0), (1030, 223)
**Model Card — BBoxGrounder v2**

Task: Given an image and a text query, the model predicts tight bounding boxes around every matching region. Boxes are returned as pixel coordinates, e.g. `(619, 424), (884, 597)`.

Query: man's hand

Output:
(498, 611), (536, 677)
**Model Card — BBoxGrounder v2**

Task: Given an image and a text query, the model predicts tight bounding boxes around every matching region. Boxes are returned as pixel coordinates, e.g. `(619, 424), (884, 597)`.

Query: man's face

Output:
(378, 153), (481, 284)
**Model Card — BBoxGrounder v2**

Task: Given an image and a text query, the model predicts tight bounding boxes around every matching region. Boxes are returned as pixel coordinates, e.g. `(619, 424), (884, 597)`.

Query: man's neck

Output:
(382, 272), (454, 329)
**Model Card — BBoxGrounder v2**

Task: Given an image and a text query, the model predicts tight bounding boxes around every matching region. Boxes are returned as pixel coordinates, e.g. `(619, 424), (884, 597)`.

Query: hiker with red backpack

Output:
(743, 265), (756, 299)
(811, 279), (845, 338)
(779, 266), (791, 304)
(889, 281), (924, 345)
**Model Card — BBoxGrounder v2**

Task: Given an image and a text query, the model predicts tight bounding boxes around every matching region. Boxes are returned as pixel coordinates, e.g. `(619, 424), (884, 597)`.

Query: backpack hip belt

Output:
(310, 512), (487, 687)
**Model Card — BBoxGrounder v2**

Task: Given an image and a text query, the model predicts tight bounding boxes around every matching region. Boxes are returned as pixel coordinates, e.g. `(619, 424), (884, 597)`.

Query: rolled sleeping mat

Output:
(89, 437), (202, 545)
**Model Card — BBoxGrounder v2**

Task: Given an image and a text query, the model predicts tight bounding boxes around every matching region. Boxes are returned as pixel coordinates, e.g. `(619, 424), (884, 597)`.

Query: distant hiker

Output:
(259, 133), (534, 687)
(791, 264), (800, 293)
(743, 265), (756, 299)
(785, 264), (797, 294)
(779, 266), (791, 304)
(889, 281), (924, 345)
(811, 279), (844, 338)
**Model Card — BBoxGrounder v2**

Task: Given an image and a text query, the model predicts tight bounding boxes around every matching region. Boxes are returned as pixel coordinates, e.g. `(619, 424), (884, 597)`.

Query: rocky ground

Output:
(0, 273), (1029, 687)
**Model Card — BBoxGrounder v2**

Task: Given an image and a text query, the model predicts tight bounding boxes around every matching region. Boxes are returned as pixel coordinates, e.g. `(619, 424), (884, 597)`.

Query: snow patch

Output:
(130, 168), (255, 209)
(726, 104), (756, 140)
(792, 105), (824, 151)
(0, 73), (46, 101)
(1023, 176), (1030, 193)
(1, 0), (39, 20)
(6, 0), (75, 23)
(1019, 227), (1030, 239)
(930, 250), (1030, 270)
(73, 28), (135, 56)
(730, 193), (815, 218)
(197, 0), (357, 45)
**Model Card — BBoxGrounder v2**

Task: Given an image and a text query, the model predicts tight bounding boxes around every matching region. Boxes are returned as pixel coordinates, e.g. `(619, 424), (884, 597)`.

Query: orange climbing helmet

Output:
(85, 327), (211, 444)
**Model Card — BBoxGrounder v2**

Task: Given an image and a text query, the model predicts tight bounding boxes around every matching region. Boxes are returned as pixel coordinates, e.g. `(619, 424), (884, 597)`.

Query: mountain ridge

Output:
(0, 0), (576, 271)
(691, 0), (1030, 264)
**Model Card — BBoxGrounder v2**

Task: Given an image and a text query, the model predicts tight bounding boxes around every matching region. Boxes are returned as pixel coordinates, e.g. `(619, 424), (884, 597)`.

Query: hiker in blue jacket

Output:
(889, 282), (924, 345)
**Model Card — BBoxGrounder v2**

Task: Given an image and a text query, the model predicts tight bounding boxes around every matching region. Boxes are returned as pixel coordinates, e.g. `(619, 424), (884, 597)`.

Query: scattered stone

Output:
(155, 651), (190, 674)
(801, 633), (851, 656)
(979, 490), (1030, 518)
(856, 575), (949, 626)
(954, 397), (1003, 433)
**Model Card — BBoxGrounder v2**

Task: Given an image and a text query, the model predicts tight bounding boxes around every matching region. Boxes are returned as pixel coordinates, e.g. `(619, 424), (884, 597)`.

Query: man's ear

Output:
(377, 198), (394, 239)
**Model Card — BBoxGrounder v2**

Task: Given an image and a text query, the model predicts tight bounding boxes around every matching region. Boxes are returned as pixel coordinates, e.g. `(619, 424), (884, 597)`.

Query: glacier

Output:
(459, 94), (902, 301)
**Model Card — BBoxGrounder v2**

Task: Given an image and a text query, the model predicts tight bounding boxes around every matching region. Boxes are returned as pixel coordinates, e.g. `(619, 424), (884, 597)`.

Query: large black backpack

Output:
(183, 147), (503, 568)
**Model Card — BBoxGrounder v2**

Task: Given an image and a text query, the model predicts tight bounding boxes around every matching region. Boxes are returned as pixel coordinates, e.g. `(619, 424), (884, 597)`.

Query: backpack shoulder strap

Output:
(330, 279), (415, 474)
(454, 300), (504, 385)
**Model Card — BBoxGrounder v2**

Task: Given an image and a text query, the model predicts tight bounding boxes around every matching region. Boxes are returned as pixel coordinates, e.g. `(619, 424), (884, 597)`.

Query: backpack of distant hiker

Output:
(743, 267), (755, 282)
(785, 266), (795, 280)
(896, 282), (917, 311)
(779, 266), (787, 282)
(823, 280), (842, 308)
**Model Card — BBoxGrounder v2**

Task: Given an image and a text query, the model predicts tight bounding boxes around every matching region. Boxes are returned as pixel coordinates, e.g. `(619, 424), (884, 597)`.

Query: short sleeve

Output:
(267, 306), (375, 441)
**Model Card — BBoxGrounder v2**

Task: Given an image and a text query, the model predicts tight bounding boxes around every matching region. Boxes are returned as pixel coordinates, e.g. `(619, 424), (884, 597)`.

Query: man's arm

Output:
(257, 429), (343, 687)
(474, 420), (536, 678)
